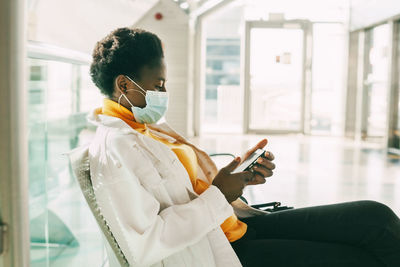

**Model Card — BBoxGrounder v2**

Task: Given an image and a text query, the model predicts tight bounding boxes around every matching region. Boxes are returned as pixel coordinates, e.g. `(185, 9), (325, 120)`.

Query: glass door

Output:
(27, 45), (105, 267)
(244, 21), (308, 133)
(311, 23), (346, 135)
(388, 21), (400, 153)
(362, 24), (390, 139)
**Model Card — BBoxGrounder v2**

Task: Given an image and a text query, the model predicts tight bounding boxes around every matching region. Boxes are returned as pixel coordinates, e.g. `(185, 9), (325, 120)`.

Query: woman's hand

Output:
(212, 157), (254, 203)
(241, 139), (276, 185)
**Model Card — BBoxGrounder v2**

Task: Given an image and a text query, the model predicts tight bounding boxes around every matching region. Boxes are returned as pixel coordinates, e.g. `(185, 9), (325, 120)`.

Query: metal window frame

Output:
(243, 20), (312, 135)
(27, 41), (91, 118)
(387, 21), (400, 154)
(27, 41), (91, 65)
(345, 31), (360, 138)
(348, 19), (400, 152)
(360, 28), (372, 139)
(354, 30), (366, 142)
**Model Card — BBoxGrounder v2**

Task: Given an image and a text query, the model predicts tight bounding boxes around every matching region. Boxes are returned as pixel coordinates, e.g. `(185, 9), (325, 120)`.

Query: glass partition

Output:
(248, 26), (304, 132)
(389, 21), (400, 152)
(199, 0), (348, 135)
(311, 23), (346, 135)
(363, 24), (390, 138)
(201, 4), (243, 134)
(28, 54), (105, 266)
(395, 96), (400, 150)
(396, 96), (400, 149)
(203, 38), (242, 133)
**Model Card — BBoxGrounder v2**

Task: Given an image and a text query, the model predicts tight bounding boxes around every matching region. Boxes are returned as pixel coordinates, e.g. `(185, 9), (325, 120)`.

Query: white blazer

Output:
(87, 110), (267, 267)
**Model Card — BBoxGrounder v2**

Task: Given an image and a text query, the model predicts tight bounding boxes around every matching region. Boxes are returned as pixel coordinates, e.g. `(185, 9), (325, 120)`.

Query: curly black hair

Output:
(90, 27), (164, 98)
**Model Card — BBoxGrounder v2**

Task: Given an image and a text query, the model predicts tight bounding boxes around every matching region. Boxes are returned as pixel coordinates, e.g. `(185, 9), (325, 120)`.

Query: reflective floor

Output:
(191, 134), (400, 216)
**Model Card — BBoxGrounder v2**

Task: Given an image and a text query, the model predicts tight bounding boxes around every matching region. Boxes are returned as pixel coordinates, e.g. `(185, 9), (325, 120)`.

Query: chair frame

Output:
(67, 145), (129, 267)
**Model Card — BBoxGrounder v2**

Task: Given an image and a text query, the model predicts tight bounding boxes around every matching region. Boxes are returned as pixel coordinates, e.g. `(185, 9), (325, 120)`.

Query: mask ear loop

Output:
(116, 76), (147, 111)
(115, 84), (134, 116)
(119, 92), (135, 107)
(117, 93), (129, 114)
(117, 94), (124, 106)
(126, 88), (146, 98)
(125, 75), (147, 95)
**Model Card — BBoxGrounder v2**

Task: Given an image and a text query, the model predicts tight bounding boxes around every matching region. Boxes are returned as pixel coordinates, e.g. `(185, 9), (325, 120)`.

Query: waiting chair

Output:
(67, 145), (129, 267)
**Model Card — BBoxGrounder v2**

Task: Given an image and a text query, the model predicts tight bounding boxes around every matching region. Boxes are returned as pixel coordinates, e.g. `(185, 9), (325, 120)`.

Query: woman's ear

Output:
(115, 75), (128, 93)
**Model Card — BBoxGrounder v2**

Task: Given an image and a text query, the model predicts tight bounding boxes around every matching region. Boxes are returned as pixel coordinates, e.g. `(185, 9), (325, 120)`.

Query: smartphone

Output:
(232, 149), (265, 174)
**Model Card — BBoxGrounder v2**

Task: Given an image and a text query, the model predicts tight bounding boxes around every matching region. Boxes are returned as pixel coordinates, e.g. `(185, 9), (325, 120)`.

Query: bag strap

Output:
(251, 201), (294, 212)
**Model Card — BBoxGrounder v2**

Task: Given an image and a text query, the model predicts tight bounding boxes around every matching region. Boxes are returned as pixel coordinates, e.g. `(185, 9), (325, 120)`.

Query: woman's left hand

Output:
(240, 139), (276, 185)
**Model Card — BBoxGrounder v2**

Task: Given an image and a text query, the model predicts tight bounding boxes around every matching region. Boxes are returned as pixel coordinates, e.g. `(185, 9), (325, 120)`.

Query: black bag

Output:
(251, 201), (294, 212)
(240, 196), (294, 212)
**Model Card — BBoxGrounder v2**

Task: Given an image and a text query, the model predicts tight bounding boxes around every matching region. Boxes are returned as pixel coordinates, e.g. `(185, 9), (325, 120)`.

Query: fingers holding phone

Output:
(247, 151), (275, 185)
(241, 139), (268, 164)
(212, 157), (254, 203)
(212, 142), (277, 202)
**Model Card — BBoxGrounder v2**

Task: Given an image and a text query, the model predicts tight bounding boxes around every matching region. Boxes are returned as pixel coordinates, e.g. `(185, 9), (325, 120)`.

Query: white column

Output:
(0, 0), (29, 266)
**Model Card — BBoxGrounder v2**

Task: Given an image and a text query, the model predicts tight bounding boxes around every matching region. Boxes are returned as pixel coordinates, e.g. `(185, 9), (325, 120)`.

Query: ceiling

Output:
(28, 0), (159, 53)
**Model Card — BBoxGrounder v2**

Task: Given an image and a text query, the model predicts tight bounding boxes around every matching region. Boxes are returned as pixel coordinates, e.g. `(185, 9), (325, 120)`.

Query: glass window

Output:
(396, 96), (400, 149)
(79, 65), (104, 113)
(311, 23), (346, 135)
(364, 24), (390, 138)
(206, 43), (240, 56)
(199, 0), (348, 134)
(203, 38), (242, 133)
(392, 23), (400, 150)
(28, 58), (105, 267)
(248, 27), (304, 132)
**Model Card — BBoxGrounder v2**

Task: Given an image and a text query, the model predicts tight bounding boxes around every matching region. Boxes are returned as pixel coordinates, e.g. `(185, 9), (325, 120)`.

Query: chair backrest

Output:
(66, 145), (129, 267)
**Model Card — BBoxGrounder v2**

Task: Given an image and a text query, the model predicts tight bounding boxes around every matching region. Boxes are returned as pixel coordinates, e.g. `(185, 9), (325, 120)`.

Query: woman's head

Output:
(90, 27), (166, 109)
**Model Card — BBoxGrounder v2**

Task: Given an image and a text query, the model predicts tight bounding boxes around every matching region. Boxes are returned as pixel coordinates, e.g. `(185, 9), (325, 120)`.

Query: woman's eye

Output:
(155, 86), (163, 91)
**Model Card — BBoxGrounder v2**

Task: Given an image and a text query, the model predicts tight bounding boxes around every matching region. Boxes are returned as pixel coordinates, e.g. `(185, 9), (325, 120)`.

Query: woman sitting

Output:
(88, 27), (400, 267)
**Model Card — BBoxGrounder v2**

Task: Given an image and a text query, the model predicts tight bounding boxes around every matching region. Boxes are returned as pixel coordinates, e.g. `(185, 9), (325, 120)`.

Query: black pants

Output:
(231, 201), (400, 267)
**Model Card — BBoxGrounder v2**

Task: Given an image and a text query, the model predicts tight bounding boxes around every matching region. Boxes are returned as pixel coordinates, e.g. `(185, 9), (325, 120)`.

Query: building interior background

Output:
(1, 0), (400, 266)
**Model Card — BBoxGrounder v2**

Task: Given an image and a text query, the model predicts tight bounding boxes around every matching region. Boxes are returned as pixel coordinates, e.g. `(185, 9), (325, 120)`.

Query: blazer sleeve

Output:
(90, 132), (234, 266)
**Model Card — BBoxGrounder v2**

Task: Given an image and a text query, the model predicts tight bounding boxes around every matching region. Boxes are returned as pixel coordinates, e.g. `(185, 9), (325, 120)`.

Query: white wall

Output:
(133, 0), (192, 137)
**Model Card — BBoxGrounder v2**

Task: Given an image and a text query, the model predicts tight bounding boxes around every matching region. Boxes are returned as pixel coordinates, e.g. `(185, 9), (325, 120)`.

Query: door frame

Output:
(387, 20), (400, 154)
(357, 22), (395, 141)
(243, 20), (312, 134)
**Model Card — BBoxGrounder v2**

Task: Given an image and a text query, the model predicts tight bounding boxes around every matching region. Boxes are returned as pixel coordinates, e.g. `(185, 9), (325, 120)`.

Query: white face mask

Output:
(118, 75), (169, 124)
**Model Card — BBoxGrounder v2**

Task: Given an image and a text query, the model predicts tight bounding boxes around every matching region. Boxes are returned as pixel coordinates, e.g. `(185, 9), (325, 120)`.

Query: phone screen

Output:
(232, 149), (265, 173)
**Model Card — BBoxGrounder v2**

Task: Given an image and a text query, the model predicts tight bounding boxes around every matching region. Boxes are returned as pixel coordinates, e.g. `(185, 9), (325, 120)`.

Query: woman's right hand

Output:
(212, 157), (254, 203)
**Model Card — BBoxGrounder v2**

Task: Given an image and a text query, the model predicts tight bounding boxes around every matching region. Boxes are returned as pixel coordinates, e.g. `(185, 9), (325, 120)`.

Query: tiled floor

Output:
(190, 134), (400, 215)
